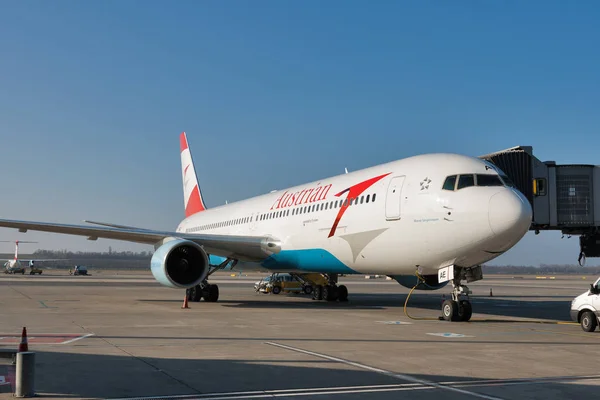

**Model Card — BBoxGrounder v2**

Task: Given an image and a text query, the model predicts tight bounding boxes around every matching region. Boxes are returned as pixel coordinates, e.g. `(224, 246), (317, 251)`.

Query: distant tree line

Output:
(32, 249), (153, 259)
(483, 264), (600, 275)
(2, 248), (600, 274)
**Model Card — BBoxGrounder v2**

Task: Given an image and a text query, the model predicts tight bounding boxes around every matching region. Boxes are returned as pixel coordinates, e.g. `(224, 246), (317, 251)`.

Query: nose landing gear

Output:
(437, 265), (481, 322)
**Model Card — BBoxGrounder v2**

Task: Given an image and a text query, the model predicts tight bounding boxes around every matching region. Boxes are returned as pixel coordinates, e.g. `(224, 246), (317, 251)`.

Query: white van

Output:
(570, 277), (600, 332)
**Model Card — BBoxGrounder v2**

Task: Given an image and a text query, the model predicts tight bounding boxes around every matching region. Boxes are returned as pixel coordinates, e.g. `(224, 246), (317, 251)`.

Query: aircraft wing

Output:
(0, 218), (281, 262)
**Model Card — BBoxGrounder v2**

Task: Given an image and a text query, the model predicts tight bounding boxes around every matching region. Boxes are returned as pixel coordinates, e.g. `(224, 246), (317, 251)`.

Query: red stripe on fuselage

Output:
(328, 172), (391, 238)
(185, 186), (206, 217)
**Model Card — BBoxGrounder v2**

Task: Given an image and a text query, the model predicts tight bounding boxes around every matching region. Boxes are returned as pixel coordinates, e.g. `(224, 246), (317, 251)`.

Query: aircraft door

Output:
(385, 176), (406, 220)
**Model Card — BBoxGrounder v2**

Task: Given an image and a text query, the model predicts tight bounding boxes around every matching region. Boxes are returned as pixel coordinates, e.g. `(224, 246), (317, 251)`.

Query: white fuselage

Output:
(175, 153), (532, 276)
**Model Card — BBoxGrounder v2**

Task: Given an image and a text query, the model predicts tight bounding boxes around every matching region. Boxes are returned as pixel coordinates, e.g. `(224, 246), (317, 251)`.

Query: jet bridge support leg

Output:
(187, 258), (237, 303)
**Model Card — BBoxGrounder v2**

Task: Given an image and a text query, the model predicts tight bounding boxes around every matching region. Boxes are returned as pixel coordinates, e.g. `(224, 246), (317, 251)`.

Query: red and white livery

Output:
(0, 132), (532, 321)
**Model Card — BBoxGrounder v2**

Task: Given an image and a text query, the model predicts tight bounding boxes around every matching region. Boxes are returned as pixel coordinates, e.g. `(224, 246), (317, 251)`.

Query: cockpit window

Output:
(457, 174), (475, 190)
(442, 175), (457, 190)
(499, 174), (516, 188)
(476, 174), (504, 187)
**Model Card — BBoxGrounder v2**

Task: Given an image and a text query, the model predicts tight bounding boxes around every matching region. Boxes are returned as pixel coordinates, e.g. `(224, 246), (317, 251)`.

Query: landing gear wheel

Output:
(303, 285), (313, 295)
(272, 286), (281, 295)
(313, 285), (323, 300)
(442, 299), (459, 321)
(337, 285), (348, 302)
(458, 300), (472, 322)
(203, 284), (219, 302)
(322, 285), (330, 301)
(192, 285), (202, 302)
(187, 286), (201, 302)
(323, 285), (338, 301)
(581, 311), (597, 332)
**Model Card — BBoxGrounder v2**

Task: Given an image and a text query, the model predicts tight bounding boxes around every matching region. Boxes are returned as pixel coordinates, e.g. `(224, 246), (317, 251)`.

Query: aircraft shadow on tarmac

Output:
(2, 351), (598, 399)
(139, 292), (573, 321)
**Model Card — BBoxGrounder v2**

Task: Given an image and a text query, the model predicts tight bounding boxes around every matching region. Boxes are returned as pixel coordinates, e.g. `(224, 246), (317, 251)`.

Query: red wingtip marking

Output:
(180, 132), (189, 152)
(185, 186), (206, 217)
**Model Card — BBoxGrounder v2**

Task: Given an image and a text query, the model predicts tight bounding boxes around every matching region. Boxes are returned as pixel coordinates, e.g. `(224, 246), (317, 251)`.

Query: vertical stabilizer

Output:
(180, 132), (207, 217)
(4, 240), (37, 260)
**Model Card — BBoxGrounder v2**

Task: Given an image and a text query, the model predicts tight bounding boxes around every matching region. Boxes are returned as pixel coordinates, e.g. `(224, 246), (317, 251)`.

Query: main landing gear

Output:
(437, 265), (482, 322)
(311, 273), (349, 302)
(186, 258), (237, 303)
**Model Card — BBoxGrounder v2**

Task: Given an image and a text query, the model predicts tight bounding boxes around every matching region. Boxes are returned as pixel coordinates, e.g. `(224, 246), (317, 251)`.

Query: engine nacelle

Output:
(150, 239), (209, 289)
(391, 274), (449, 291)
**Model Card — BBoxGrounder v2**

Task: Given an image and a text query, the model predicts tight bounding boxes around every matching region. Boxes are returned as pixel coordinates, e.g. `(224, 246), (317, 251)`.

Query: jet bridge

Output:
(479, 146), (600, 266)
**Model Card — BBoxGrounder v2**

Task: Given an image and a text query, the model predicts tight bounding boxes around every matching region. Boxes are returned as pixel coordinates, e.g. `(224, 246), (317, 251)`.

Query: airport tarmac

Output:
(0, 270), (599, 399)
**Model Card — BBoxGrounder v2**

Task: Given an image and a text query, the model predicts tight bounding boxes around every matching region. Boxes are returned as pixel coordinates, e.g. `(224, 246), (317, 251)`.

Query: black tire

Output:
(329, 285), (339, 301)
(312, 285), (322, 300)
(442, 299), (459, 321)
(322, 285), (330, 301)
(303, 285), (313, 295)
(272, 286), (281, 295)
(581, 311), (597, 332)
(203, 284), (219, 302)
(337, 285), (348, 302)
(458, 300), (472, 322)
(191, 285), (202, 302)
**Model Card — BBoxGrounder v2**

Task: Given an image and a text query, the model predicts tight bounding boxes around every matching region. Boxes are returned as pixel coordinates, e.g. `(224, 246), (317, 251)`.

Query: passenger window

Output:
(372, 193), (376, 202)
(457, 174), (475, 189)
(366, 195), (370, 203)
(360, 196), (364, 204)
(442, 175), (457, 191)
(476, 174), (503, 186)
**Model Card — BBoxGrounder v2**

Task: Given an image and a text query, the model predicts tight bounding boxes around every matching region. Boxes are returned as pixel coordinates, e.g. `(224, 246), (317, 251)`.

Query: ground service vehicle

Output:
(255, 273), (314, 295)
(570, 276), (600, 332)
(70, 266), (89, 276)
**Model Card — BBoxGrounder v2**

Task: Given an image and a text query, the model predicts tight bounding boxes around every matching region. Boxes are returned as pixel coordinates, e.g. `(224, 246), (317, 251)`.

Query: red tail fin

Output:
(180, 132), (207, 217)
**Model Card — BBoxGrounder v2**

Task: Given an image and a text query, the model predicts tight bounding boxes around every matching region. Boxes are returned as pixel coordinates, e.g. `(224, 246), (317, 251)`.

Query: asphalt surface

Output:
(0, 270), (598, 399)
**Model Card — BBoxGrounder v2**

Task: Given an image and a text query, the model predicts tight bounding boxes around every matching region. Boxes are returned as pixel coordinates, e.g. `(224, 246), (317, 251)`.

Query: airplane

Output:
(0, 132), (532, 322)
(1, 240), (58, 274)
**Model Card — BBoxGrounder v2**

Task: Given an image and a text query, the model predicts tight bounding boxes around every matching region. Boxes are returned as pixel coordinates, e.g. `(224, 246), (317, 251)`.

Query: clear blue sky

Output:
(1, 1), (599, 266)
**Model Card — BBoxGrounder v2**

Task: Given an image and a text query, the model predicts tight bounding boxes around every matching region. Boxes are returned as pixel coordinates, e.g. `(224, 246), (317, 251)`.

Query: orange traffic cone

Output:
(182, 294), (190, 309)
(18, 327), (28, 352)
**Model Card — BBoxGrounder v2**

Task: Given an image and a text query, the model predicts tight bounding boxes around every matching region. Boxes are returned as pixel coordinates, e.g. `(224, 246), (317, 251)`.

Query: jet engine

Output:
(150, 238), (209, 289)
(391, 274), (449, 290)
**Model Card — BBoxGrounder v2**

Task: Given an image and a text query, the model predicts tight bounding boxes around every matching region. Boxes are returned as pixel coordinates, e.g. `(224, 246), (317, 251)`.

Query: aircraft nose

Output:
(488, 189), (532, 237)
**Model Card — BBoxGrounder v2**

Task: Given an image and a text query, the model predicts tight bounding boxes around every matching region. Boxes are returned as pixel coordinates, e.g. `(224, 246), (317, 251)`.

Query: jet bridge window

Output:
(457, 174), (475, 190)
(476, 174), (503, 187)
